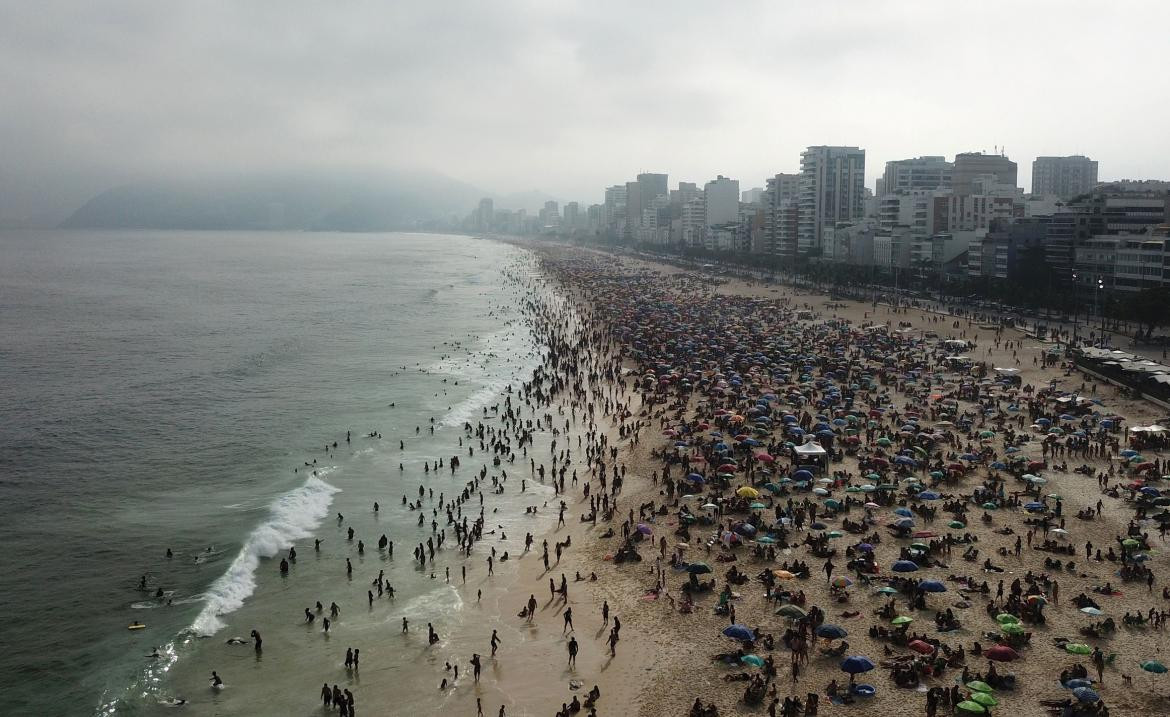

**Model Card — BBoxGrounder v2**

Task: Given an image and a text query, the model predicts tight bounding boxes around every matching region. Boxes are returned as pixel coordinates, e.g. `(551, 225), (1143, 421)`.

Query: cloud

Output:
(0, 0), (1167, 224)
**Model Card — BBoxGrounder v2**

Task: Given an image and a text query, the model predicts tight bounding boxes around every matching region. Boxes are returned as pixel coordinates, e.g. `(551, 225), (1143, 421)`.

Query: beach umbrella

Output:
(1080, 607), (1103, 616)
(908, 639), (934, 655)
(816, 624), (848, 639)
(749, 501), (766, 509)
(956, 700), (986, 714)
(966, 681), (994, 693)
(917, 490), (940, 501)
(892, 560), (919, 573)
(636, 523), (652, 535)
(894, 507), (913, 518)
(890, 616), (913, 626)
(702, 503), (718, 510)
(1001, 623), (1024, 635)
(874, 587), (898, 595)
(1064, 679), (1092, 689)
(839, 655), (875, 675)
(736, 486), (760, 498)
(773, 569), (796, 579)
(918, 580), (946, 593)
(1073, 687), (1100, 703)
(995, 613), (1019, 625)
(686, 562), (712, 574)
(813, 487), (830, 496)
(1140, 660), (1167, 674)
(722, 624), (755, 641)
(831, 576), (853, 588)
(1122, 538), (1140, 549)
(857, 543), (875, 552)
(971, 692), (998, 707)
(948, 520), (966, 529)
(741, 654), (765, 668)
(985, 645), (1020, 662)
(775, 604), (806, 618)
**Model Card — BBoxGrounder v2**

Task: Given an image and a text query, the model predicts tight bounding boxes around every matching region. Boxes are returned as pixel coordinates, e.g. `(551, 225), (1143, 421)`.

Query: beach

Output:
(5, 232), (1168, 717)
(516, 242), (1170, 717)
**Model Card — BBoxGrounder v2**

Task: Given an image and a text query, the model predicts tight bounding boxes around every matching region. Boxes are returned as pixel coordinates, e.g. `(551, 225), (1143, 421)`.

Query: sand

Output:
(511, 243), (1170, 717)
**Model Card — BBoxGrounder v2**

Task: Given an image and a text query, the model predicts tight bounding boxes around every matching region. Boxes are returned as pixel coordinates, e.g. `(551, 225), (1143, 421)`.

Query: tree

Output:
(1125, 287), (1170, 339)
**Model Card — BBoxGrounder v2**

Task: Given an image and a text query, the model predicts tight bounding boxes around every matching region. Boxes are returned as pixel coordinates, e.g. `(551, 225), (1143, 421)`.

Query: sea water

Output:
(0, 230), (559, 715)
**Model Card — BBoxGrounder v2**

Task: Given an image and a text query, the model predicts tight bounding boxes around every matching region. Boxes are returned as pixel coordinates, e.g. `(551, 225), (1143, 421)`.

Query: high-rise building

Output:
(1031, 156), (1099, 199)
(952, 152), (1017, 195)
(881, 156), (953, 194)
(476, 198), (494, 232)
(704, 175), (740, 228)
(624, 181), (642, 238)
(741, 187), (764, 204)
(762, 173), (801, 258)
(563, 202), (579, 231)
(637, 173), (669, 205)
(539, 200), (560, 228)
(681, 197), (707, 248)
(798, 146), (866, 254)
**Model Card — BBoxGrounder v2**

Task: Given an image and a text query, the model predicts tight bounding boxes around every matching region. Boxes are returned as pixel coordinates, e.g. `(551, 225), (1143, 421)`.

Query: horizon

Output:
(1, 1), (1168, 226)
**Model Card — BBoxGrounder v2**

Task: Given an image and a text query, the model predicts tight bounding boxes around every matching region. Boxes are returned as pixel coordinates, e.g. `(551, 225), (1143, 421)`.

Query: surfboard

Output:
(128, 623), (146, 630)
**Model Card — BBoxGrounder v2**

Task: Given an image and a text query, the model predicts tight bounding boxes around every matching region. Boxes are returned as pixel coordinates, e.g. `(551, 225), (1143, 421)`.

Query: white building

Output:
(881, 156), (953, 194)
(798, 146), (866, 255)
(704, 175), (740, 227)
(681, 197), (707, 248)
(1031, 155), (1098, 199)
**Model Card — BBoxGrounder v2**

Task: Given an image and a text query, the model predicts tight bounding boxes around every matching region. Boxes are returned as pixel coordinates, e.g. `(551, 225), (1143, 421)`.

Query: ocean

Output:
(0, 230), (561, 715)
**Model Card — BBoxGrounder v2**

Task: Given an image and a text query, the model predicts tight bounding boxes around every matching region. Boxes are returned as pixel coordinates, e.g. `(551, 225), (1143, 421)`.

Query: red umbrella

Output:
(718, 463), (737, 473)
(908, 640), (935, 655)
(755, 453), (775, 463)
(985, 645), (1020, 662)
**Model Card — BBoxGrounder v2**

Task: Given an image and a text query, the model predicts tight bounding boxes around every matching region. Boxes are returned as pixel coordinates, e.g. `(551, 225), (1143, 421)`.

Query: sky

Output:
(1, 0), (1168, 225)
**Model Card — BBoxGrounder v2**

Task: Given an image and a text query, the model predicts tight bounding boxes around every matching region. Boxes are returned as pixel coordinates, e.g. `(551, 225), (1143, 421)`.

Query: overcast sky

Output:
(1, 0), (1167, 224)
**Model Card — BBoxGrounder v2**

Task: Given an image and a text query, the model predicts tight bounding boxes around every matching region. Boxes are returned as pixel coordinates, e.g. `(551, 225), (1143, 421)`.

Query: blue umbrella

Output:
(686, 473), (705, 483)
(1025, 501), (1045, 511)
(990, 462), (1007, 469)
(793, 469), (814, 482)
(1065, 679), (1093, 689)
(1073, 687), (1100, 703)
(918, 580), (946, 593)
(893, 517), (915, 527)
(918, 491), (940, 501)
(816, 624), (848, 639)
(722, 624), (755, 641)
(894, 508), (914, 518)
(895, 456), (917, 467)
(892, 560), (919, 572)
(840, 655), (876, 674)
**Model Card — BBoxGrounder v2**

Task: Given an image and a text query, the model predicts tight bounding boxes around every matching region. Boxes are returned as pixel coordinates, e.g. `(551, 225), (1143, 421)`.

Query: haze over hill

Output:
(59, 172), (557, 231)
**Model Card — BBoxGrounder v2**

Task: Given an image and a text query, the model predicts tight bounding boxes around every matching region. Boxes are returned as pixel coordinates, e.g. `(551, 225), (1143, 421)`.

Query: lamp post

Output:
(1096, 276), (1105, 343)
(1071, 271), (1079, 344)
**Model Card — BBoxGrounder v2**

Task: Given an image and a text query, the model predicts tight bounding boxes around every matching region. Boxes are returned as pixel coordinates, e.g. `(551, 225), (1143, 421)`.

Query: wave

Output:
(189, 473), (340, 636)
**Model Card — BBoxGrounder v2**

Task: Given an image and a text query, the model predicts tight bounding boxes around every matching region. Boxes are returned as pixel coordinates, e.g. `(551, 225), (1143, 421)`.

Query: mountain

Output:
(60, 170), (488, 231)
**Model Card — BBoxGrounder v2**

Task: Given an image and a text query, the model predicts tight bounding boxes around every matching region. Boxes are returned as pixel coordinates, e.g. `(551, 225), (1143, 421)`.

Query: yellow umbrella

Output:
(737, 486), (760, 498)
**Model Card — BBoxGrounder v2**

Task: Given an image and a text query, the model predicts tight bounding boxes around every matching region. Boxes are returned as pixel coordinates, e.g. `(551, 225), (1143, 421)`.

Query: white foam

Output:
(190, 472), (340, 636)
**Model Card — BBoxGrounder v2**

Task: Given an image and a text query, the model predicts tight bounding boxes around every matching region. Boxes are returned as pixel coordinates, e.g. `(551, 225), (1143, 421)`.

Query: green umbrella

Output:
(971, 692), (998, 707)
(1065, 643), (1092, 655)
(750, 502), (766, 509)
(827, 530), (843, 538)
(1001, 623), (1024, 635)
(891, 615), (913, 626)
(979, 430), (995, 438)
(775, 604), (806, 618)
(845, 486), (861, 493)
(956, 700), (987, 714)
(966, 681), (994, 693)
(824, 499), (842, 508)
(995, 613), (1019, 625)
(1122, 538), (1140, 548)
(1141, 660), (1168, 674)
(949, 520), (966, 529)
(756, 536), (776, 544)
(875, 587), (898, 595)
(910, 542), (929, 550)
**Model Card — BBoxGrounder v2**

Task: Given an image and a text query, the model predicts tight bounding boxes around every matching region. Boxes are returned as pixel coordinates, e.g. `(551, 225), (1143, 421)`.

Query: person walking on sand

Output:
(607, 627), (618, 656)
(602, 600), (609, 626)
(563, 607), (574, 633)
(568, 636), (579, 666)
(490, 630), (501, 657)
(527, 594), (537, 623)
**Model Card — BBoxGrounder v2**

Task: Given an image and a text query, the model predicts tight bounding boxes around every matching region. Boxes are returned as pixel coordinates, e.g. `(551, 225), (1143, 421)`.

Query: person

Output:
(321, 682), (332, 707)
(210, 671), (223, 688)
(491, 630), (501, 657)
(250, 629), (262, 651)
(472, 653), (482, 681)
(568, 636), (579, 666)
(563, 607), (574, 633)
